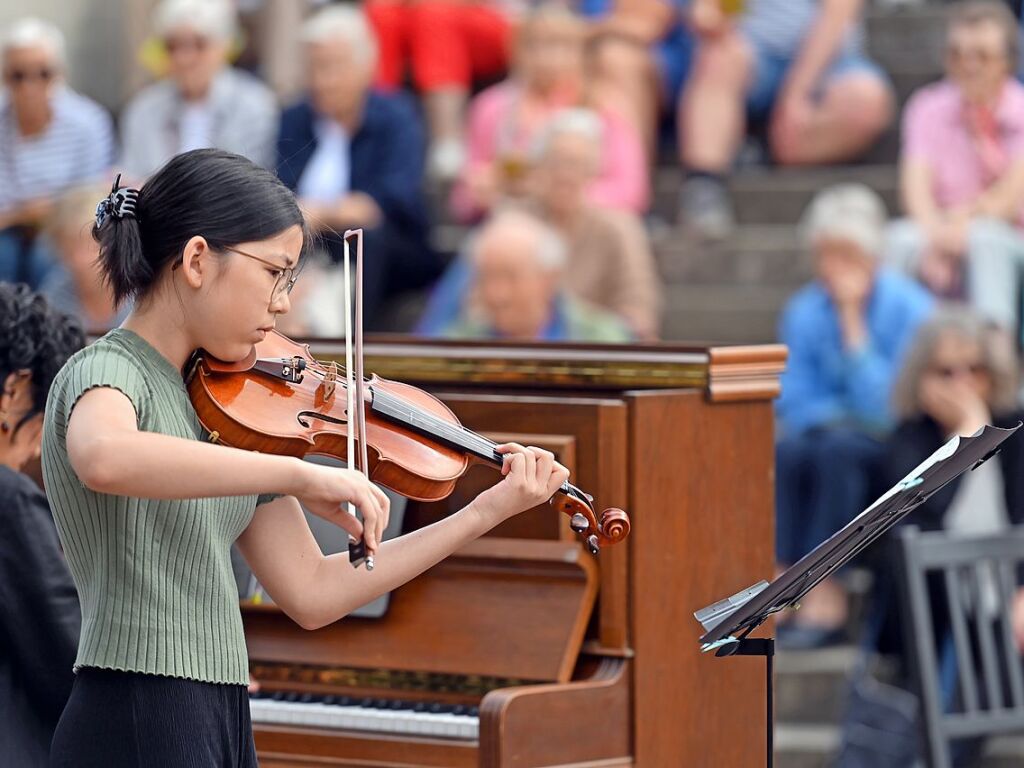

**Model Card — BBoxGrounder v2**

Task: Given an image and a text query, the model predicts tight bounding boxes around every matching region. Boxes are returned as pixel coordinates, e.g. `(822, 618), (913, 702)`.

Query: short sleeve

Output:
(57, 347), (150, 437)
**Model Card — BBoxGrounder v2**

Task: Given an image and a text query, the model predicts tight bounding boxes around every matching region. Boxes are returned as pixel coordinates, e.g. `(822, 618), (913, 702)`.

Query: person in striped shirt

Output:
(0, 18), (114, 286)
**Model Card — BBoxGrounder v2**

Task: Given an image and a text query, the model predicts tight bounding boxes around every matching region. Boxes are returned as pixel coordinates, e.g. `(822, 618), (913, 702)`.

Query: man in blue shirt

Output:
(776, 183), (933, 647)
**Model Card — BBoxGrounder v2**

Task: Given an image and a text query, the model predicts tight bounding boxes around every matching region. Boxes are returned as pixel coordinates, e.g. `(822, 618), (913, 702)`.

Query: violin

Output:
(185, 330), (630, 555)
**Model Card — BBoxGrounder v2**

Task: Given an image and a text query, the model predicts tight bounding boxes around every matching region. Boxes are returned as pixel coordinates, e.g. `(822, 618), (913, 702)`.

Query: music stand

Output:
(693, 423), (1021, 767)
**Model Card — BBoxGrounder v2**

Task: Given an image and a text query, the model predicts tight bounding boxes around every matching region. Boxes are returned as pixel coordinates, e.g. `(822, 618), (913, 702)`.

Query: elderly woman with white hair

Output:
(0, 17), (113, 285)
(119, 0), (278, 179)
(774, 183), (934, 649)
(277, 5), (437, 328)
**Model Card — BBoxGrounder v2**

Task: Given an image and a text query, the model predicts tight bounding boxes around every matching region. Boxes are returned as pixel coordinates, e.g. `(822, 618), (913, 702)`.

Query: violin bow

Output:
(343, 229), (374, 570)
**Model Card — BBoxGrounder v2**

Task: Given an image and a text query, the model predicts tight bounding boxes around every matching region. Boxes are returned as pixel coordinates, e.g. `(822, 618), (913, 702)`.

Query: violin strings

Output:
(263, 357), (582, 500)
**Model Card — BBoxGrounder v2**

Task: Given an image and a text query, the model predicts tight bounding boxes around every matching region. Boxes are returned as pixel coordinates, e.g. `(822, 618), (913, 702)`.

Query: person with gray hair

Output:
(119, 0), (278, 179)
(276, 4), (437, 328)
(0, 17), (113, 285)
(774, 183), (934, 649)
(886, 0), (1024, 346)
(854, 307), (1024, 753)
(432, 207), (632, 342)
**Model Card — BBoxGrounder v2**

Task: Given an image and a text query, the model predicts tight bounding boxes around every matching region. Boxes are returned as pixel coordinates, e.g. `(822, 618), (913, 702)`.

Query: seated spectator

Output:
(365, 0), (512, 180)
(451, 2), (648, 222)
(120, 0), (278, 180)
(886, 1), (1024, 351)
(34, 185), (129, 333)
(0, 18), (113, 285)
(775, 184), (933, 648)
(575, 0), (693, 157)
(420, 108), (662, 338)
(277, 5), (438, 329)
(0, 283), (84, 767)
(863, 308), (1024, 728)
(431, 207), (633, 342)
(679, 0), (893, 239)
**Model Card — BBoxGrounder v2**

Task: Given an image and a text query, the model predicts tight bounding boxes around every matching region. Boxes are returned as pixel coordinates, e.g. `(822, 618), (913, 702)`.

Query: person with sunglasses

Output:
(42, 148), (569, 766)
(887, 1), (1024, 350)
(0, 283), (85, 767)
(0, 17), (113, 285)
(120, 0), (278, 180)
(850, 307), (1024, 765)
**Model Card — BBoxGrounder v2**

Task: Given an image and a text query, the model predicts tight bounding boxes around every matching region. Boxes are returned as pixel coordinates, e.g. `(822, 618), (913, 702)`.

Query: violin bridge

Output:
(320, 360), (338, 401)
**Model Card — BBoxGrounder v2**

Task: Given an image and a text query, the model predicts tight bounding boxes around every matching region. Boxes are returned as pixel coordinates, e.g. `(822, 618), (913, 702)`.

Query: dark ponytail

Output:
(93, 148), (308, 307)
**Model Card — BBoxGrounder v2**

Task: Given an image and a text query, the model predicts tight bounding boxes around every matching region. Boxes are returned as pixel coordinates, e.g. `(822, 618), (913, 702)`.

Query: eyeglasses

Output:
(164, 35), (210, 55)
(4, 67), (55, 85)
(930, 362), (988, 379)
(224, 246), (299, 303)
(947, 45), (1006, 65)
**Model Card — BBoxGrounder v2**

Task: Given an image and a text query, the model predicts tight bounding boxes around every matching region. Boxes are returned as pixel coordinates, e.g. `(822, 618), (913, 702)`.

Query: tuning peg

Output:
(586, 535), (600, 555)
(569, 513), (589, 533)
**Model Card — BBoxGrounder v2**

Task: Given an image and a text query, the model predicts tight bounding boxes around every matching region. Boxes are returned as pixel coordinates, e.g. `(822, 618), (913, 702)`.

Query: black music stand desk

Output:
(693, 423), (1021, 767)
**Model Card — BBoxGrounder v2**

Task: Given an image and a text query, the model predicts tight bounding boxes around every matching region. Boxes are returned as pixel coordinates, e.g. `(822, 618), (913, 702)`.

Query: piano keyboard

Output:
(249, 691), (480, 740)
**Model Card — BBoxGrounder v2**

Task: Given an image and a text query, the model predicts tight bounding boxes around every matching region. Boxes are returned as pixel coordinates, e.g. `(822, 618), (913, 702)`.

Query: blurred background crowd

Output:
(7, 0), (1024, 764)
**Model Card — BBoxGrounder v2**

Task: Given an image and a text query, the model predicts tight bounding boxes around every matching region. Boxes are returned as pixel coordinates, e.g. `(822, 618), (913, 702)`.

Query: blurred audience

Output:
(0, 18), (113, 286)
(431, 207), (633, 341)
(34, 185), (129, 333)
(575, 0), (693, 156)
(120, 0), (278, 180)
(0, 283), (83, 767)
(867, 307), (1024, 689)
(451, 2), (648, 222)
(366, 0), (513, 180)
(679, 0), (893, 239)
(277, 5), (438, 329)
(886, 1), (1024, 349)
(775, 184), (933, 648)
(420, 108), (662, 339)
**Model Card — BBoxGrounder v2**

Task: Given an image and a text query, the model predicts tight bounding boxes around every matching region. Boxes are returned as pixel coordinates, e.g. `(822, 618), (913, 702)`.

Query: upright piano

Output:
(243, 339), (786, 767)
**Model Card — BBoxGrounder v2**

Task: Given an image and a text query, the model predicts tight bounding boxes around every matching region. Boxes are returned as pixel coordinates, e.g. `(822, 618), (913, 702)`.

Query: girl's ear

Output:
(178, 236), (213, 290)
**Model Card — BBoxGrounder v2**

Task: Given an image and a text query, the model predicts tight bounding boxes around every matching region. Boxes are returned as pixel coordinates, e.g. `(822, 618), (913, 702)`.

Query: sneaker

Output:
(428, 139), (466, 182)
(679, 176), (735, 241)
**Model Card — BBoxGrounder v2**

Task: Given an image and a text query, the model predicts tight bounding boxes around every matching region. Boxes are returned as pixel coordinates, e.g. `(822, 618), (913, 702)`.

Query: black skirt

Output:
(49, 667), (258, 767)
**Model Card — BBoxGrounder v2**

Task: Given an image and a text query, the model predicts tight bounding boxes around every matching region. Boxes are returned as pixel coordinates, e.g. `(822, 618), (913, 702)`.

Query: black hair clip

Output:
(95, 173), (140, 228)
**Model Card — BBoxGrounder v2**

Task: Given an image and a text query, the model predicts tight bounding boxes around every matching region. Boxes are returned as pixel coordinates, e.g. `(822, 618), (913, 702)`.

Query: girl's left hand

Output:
(469, 443), (570, 527)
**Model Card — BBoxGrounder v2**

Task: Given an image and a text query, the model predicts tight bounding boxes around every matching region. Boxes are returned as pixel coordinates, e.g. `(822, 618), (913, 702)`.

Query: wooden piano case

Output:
(244, 339), (786, 767)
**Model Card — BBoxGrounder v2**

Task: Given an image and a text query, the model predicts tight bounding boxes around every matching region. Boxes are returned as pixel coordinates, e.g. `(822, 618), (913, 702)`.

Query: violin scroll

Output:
(552, 494), (631, 553)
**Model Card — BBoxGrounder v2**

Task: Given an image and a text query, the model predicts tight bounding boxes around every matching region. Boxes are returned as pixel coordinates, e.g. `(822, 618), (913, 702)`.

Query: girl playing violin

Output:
(43, 148), (569, 767)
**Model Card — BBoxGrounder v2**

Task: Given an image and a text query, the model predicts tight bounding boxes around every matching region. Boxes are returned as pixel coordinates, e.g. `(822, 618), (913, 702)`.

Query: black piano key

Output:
(270, 691), (285, 701)
(359, 697), (375, 708)
(412, 702), (427, 713)
(284, 692), (300, 703)
(338, 696), (354, 707)
(452, 705), (467, 716)
(468, 707), (479, 717)
(428, 702), (444, 714)
(373, 699), (391, 710)
(388, 700), (406, 710)
(299, 693), (315, 703)
(321, 695), (337, 706)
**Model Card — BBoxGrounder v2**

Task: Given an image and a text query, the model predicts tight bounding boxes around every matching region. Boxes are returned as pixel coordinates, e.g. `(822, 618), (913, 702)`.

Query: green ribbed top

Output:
(41, 328), (271, 686)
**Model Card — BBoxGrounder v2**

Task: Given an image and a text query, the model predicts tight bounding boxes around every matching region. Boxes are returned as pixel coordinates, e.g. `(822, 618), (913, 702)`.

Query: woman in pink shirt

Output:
(450, 2), (649, 223)
(886, 1), (1024, 346)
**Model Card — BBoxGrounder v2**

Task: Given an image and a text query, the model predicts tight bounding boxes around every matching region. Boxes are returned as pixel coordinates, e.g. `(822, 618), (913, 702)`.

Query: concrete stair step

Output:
(652, 165), (901, 227)
(775, 724), (1024, 767)
(865, 5), (948, 75)
(661, 282), (792, 342)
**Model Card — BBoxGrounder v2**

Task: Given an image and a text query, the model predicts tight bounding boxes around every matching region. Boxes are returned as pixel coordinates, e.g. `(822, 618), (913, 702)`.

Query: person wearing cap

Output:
(774, 183), (934, 649)
(119, 0), (278, 180)
(0, 17), (113, 285)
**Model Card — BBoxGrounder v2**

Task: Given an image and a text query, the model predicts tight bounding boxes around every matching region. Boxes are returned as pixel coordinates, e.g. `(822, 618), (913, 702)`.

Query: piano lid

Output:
(242, 538), (599, 684)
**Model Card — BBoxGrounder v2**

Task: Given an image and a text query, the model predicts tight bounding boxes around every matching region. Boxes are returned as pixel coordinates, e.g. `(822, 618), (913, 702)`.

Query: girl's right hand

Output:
(292, 462), (391, 554)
